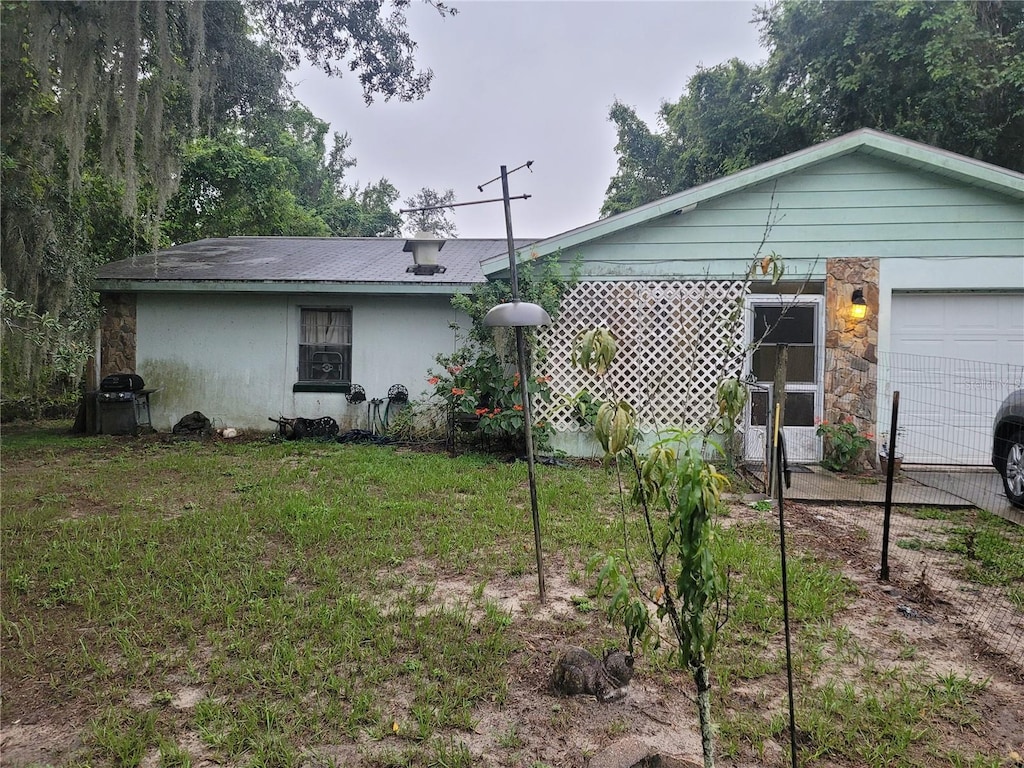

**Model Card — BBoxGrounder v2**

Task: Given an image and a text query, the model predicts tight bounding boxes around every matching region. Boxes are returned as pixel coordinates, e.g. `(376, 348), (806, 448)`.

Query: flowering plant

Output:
(425, 348), (553, 450)
(816, 416), (872, 472)
(425, 354), (479, 414)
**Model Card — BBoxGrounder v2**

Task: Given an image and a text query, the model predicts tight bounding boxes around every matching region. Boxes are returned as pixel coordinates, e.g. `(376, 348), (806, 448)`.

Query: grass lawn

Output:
(1, 423), (1020, 767)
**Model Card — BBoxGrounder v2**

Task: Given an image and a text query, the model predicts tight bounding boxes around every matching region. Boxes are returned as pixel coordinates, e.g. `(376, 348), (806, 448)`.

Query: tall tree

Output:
(759, 0), (1024, 169)
(0, 0), (455, 405)
(402, 187), (458, 237)
(602, 0), (1024, 216)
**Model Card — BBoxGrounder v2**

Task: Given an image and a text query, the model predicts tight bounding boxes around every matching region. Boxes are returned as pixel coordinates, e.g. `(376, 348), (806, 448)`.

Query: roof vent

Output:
(403, 231), (447, 276)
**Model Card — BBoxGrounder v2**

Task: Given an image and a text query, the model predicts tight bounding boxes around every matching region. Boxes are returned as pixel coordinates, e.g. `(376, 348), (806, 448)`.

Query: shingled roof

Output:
(95, 236), (535, 294)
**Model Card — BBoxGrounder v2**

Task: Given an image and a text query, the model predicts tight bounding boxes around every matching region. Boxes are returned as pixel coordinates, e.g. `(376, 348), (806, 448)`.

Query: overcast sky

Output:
(291, 1), (766, 240)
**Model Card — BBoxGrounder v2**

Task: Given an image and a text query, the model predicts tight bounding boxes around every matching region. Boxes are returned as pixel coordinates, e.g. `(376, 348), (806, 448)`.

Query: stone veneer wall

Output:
(99, 293), (137, 377)
(824, 258), (879, 453)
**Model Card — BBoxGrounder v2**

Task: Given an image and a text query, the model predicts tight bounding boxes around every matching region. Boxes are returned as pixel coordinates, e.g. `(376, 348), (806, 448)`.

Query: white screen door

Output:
(744, 296), (824, 463)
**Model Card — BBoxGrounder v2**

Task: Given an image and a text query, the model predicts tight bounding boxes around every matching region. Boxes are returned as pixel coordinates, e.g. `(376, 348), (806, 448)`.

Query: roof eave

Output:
(93, 279), (483, 295)
(482, 129), (1024, 275)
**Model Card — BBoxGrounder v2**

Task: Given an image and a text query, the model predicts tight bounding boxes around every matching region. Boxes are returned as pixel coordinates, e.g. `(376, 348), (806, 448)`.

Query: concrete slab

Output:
(782, 465), (1023, 527)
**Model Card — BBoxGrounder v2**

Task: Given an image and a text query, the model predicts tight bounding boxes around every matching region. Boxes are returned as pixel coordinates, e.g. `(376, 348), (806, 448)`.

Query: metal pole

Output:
(770, 344), (789, 497)
(880, 391), (900, 581)
(501, 165), (546, 603)
(774, 402), (799, 768)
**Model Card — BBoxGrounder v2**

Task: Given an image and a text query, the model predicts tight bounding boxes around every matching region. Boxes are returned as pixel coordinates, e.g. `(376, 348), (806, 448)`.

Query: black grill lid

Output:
(100, 373), (145, 392)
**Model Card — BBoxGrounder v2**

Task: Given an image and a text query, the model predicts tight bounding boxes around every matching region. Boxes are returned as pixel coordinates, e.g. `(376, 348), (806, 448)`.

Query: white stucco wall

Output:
(133, 292), (468, 432)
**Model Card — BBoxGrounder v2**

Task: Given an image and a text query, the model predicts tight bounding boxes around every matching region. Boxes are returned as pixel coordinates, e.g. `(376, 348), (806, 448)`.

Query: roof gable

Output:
(483, 129), (1024, 275)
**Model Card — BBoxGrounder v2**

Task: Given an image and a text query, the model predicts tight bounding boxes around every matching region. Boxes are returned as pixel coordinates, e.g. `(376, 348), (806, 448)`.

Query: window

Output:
(295, 308), (351, 392)
(750, 304), (817, 384)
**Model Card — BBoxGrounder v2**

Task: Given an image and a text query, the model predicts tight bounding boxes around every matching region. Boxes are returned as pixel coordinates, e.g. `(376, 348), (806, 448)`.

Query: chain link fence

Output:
(778, 351), (1023, 667)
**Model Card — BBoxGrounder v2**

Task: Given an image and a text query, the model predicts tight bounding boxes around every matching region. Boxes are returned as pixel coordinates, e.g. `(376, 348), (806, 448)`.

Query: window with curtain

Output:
(298, 308), (352, 384)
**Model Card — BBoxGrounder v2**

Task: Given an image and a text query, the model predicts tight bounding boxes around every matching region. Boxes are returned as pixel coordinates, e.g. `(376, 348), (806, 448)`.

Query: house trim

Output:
(94, 280), (477, 296)
(483, 129), (1024, 276)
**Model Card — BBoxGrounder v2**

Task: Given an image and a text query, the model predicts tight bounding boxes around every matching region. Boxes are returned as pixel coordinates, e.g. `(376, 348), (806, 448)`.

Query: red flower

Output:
(428, 376), (440, 385)
(451, 387), (466, 396)
(475, 408), (489, 416)
(447, 365), (463, 374)
(513, 404), (524, 411)
(493, 407), (502, 414)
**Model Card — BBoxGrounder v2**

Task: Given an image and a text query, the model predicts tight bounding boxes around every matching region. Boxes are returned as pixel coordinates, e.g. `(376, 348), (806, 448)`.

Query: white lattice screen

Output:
(535, 280), (747, 433)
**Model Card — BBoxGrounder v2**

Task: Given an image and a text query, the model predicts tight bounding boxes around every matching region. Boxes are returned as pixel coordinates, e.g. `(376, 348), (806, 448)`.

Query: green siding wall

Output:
(559, 154), (1023, 281)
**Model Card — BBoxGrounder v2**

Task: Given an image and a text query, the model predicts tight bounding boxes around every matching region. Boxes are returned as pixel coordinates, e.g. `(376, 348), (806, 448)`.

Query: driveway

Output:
(904, 467), (1023, 526)
(786, 465), (1023, 526)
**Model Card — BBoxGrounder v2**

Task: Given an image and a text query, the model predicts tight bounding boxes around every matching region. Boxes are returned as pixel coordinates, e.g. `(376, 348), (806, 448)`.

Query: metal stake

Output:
(500, 165), (546, 603)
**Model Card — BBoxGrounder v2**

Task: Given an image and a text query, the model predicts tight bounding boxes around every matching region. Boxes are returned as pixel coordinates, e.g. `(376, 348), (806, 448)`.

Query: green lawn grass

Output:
(0, 426), (1010, 767)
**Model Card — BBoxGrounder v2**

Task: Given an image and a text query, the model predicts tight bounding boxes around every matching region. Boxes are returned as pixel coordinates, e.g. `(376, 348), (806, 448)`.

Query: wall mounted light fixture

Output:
(850, 288), (868, 320)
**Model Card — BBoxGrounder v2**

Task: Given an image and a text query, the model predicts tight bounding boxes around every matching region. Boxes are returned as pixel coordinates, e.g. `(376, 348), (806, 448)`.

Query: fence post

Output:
(880, 390), (901, 581)
(770, 345), (789, 498)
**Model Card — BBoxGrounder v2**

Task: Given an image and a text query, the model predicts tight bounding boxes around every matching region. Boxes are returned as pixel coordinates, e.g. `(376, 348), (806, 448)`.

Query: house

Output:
(93, 236), (532, 433)
(488, 129), (1024, 464)
(94, 129), (1023, 463)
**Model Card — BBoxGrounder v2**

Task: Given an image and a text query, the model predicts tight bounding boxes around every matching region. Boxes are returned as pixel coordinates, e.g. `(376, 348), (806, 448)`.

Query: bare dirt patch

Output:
(2, 433), (1022, 767)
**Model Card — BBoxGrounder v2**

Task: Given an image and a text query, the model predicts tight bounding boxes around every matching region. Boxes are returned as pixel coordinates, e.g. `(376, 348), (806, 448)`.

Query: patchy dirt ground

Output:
(1, 426), (1022, 767)
(4, 500), (1023, 768)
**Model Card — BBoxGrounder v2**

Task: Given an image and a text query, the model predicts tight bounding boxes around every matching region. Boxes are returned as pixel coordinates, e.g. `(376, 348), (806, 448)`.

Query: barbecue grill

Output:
(95, 373), (157, 435)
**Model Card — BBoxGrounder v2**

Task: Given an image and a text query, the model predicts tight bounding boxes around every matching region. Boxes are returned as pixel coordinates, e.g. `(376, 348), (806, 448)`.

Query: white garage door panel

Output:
(890, 293), (1024, 465)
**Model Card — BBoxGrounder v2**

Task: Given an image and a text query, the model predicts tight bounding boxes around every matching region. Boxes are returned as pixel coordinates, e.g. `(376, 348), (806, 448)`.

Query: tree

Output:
(579, 328), (729, 768)
(162, 135), (331, 241)
(162, 103), (404, 240)
(319, 180), (403, 237)
(758, 0), (1024, 170)
(601, 0), (1024, 215)
(402, 187), (458, 237)
(1, 0), (455, 406)
(245, 0), (457, 104)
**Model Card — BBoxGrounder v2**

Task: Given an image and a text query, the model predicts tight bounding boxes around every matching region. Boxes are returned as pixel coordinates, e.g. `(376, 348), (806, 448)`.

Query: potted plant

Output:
(878, 436), (904, 475)
(815, 416), (872, 472)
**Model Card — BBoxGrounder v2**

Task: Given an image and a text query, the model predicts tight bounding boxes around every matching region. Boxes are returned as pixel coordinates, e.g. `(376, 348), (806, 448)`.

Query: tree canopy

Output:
(402, 187), (459, 237)
(602, 0), (1024, 217)
(0, 0), (453, 407)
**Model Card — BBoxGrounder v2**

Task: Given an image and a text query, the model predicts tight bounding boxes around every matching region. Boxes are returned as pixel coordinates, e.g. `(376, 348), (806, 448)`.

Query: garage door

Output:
(889, 293), (1024, 464)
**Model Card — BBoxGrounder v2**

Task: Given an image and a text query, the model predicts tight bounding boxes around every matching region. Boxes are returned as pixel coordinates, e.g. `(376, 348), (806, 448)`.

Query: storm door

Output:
(743, 297), (824, 463)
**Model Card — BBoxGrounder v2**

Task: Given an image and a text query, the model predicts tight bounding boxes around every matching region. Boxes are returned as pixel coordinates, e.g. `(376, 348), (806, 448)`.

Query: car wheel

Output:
(1002, 429), (1024, 509)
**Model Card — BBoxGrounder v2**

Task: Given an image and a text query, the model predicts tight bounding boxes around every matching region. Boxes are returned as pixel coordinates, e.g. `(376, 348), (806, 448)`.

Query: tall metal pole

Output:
(880, 391), (901, 581)
(501, 165), (546, 603)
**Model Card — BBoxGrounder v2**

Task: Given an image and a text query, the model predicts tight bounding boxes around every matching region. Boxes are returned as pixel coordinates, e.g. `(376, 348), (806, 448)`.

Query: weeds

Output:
(0, 427), (1016, 767)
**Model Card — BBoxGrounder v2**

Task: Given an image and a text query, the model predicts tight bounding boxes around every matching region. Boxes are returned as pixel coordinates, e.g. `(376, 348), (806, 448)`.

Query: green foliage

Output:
(602, 1), (1024, 215)
(245, 0), (458, 104)
(434, 253), (576, 453)
(571, 328), (618, 377)
(816, 417), (872, 472)
(163, 134), (331, 241)
(402, 187), (458, 237)
(578, 321), (729, 765)
(714, 378), (748, 469)
(1, 0), (452, 403)
(426, 347), (554, 452)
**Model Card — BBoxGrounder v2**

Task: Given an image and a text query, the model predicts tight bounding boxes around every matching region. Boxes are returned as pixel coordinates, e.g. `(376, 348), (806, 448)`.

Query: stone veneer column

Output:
(824, 258), (879, 463)
(99, 293), (137, 377)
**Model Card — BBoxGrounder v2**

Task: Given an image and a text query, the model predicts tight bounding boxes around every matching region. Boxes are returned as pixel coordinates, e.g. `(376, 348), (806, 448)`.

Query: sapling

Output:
(578, 329), (728, 768)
